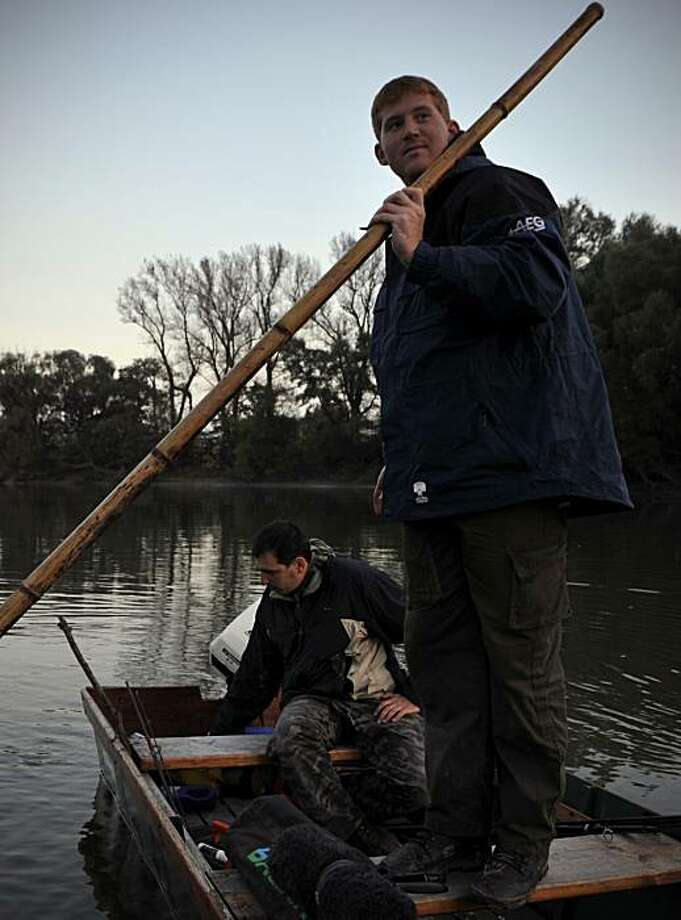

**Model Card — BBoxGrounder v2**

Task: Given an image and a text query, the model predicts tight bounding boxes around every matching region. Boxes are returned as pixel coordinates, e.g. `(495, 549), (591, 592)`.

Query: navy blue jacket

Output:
(371, 152), (631, 520)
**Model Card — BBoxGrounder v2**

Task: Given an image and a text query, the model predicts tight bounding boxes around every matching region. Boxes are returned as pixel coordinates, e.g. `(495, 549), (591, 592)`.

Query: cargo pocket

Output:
(508, 541), (569, 628)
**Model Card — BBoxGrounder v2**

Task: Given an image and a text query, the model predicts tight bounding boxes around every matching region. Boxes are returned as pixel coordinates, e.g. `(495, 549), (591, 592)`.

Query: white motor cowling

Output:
(209, 599), (260, 680)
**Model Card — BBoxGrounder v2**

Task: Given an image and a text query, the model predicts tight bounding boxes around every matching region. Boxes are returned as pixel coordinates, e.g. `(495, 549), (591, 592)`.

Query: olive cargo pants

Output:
(403, 501), (569, 857)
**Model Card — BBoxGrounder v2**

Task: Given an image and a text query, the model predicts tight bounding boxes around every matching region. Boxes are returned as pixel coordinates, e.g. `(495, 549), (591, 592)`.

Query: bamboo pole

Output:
(0, 3), (605, 639)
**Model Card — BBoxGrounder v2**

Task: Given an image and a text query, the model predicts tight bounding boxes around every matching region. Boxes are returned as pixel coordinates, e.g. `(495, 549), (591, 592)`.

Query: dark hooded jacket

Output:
(213, 540), (412, 735)
(371, 150), (632, 521)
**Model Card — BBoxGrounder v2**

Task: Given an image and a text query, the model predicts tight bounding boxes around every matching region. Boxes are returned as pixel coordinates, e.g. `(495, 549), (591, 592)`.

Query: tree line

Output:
(1, 200), (679, 487)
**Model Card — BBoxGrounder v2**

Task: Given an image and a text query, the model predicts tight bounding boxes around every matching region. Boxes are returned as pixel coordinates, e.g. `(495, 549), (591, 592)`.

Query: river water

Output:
(0, 482), (680, 919)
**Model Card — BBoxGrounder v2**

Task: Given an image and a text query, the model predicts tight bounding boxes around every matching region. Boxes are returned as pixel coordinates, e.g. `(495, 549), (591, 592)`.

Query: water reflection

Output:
(563, 505), (681, 804)
(79, 782), (170, 920)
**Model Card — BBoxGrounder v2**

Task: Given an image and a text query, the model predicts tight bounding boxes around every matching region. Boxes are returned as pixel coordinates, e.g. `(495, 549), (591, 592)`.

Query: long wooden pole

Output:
(0, 3), (604, 639)
(57, 616), (132, 753)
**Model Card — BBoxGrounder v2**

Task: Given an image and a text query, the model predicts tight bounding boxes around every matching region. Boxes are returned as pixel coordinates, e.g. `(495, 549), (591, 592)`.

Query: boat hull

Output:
(83, 687), (233, 920)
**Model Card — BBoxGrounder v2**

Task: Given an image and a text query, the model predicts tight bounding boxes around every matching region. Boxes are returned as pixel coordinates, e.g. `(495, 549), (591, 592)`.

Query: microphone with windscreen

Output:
(268, 822), (417, 920)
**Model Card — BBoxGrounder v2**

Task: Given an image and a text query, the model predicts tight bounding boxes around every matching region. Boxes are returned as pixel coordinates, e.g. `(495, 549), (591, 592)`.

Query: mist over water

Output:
(1, 482), (679, 918)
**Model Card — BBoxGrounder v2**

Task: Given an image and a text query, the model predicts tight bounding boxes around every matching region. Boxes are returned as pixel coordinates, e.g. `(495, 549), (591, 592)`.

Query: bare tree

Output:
(191, 251), (258, 464)
(312, 232), (384, 421)
(246, 244), (289, 417)
(194, 251), (255, 390)
(117, 257), (201, 426)
(242, 244), (321, 417)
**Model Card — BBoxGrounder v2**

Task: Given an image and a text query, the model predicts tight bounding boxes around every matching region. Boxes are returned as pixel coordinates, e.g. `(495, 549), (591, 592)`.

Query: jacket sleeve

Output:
(407, 168), (570, 329)
(358, 561), (406, 645)
(212, 611), (284, 735)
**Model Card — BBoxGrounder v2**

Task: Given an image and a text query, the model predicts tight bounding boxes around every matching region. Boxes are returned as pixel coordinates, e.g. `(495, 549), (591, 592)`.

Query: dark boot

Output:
(379, 830), (488, 879)
(348, 819), (400, 857)
(471, 849), (549, 909)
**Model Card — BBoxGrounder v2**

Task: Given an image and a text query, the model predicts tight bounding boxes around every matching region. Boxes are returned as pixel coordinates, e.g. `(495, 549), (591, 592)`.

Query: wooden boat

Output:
(82, 683), (681, 919)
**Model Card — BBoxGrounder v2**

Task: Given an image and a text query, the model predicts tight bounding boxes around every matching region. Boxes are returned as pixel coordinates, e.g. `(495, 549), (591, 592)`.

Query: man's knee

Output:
(269, 707), (331, 764)
(269, 723), (311, 761)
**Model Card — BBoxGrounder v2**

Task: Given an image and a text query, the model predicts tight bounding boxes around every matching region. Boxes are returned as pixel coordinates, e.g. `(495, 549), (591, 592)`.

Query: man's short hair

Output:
(252, 521), (311, 565)
(371, 75), (451, 140)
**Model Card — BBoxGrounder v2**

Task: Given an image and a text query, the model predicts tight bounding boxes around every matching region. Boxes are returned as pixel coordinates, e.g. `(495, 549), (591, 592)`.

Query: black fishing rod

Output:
(125, 681), (186, 834)
(557, 814), (681, 837)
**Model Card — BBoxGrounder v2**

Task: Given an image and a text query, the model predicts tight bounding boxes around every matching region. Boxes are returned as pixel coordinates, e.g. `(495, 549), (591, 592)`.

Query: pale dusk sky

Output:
(2, 0), (680, 367)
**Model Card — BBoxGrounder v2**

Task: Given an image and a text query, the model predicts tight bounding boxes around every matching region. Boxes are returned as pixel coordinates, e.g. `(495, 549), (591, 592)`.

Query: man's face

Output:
(374, 92), (459, 185)
(256, 552), (308, 594)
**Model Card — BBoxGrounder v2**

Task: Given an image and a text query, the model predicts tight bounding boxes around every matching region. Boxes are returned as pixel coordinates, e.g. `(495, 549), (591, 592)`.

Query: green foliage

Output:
(232, 413), (301, 481)
(560, 197), (615, 268)
(0, 351), (170, 481)
(0, 353), (51, 478)
(282, 336), (376, 424)
(577, 212), (681, 482)
(295, 408), (382, 481)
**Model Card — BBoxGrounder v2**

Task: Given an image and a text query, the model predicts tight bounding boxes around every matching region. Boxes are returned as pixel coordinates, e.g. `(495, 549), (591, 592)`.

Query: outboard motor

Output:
(209, 599), (260, 681)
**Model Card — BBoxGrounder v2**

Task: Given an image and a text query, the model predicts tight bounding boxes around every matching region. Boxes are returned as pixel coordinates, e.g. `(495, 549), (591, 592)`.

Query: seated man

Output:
(213, 520), (427, 854)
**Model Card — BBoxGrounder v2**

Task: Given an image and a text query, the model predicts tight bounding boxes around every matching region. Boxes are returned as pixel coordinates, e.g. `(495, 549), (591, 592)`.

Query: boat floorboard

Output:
(205, 831), (681, 918)
(134, 735), (681, 914)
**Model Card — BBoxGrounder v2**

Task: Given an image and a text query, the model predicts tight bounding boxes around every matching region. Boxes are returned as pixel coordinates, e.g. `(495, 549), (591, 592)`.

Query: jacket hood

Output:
(309, 537), (335, 568)
(268, 537), (335, 601)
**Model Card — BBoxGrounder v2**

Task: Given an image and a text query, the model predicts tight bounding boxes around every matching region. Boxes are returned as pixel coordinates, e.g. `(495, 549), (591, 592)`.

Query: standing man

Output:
(212, 520), (427, 856)
(368, 76), (631, 909)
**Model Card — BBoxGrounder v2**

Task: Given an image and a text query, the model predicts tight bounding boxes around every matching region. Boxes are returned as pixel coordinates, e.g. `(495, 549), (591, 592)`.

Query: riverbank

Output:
(4, 469), (681, 505)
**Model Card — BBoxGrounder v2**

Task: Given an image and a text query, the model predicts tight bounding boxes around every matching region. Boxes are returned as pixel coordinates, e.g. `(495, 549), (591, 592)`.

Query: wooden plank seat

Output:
(212, 832), (681, 917)
(130, 733), (363, 772)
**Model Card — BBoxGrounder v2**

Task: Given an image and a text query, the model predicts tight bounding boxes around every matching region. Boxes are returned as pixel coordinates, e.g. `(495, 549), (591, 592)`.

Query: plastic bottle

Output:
(198, 842), (229, 865)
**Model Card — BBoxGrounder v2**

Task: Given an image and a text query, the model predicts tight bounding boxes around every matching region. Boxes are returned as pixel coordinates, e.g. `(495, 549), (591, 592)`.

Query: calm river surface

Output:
(1, 482), (680, 919)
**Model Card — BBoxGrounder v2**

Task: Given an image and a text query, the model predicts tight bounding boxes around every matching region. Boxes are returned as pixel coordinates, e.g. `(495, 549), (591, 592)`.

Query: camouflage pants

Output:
(403, 501), (569, 857)
(267, 695), (427, 839)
